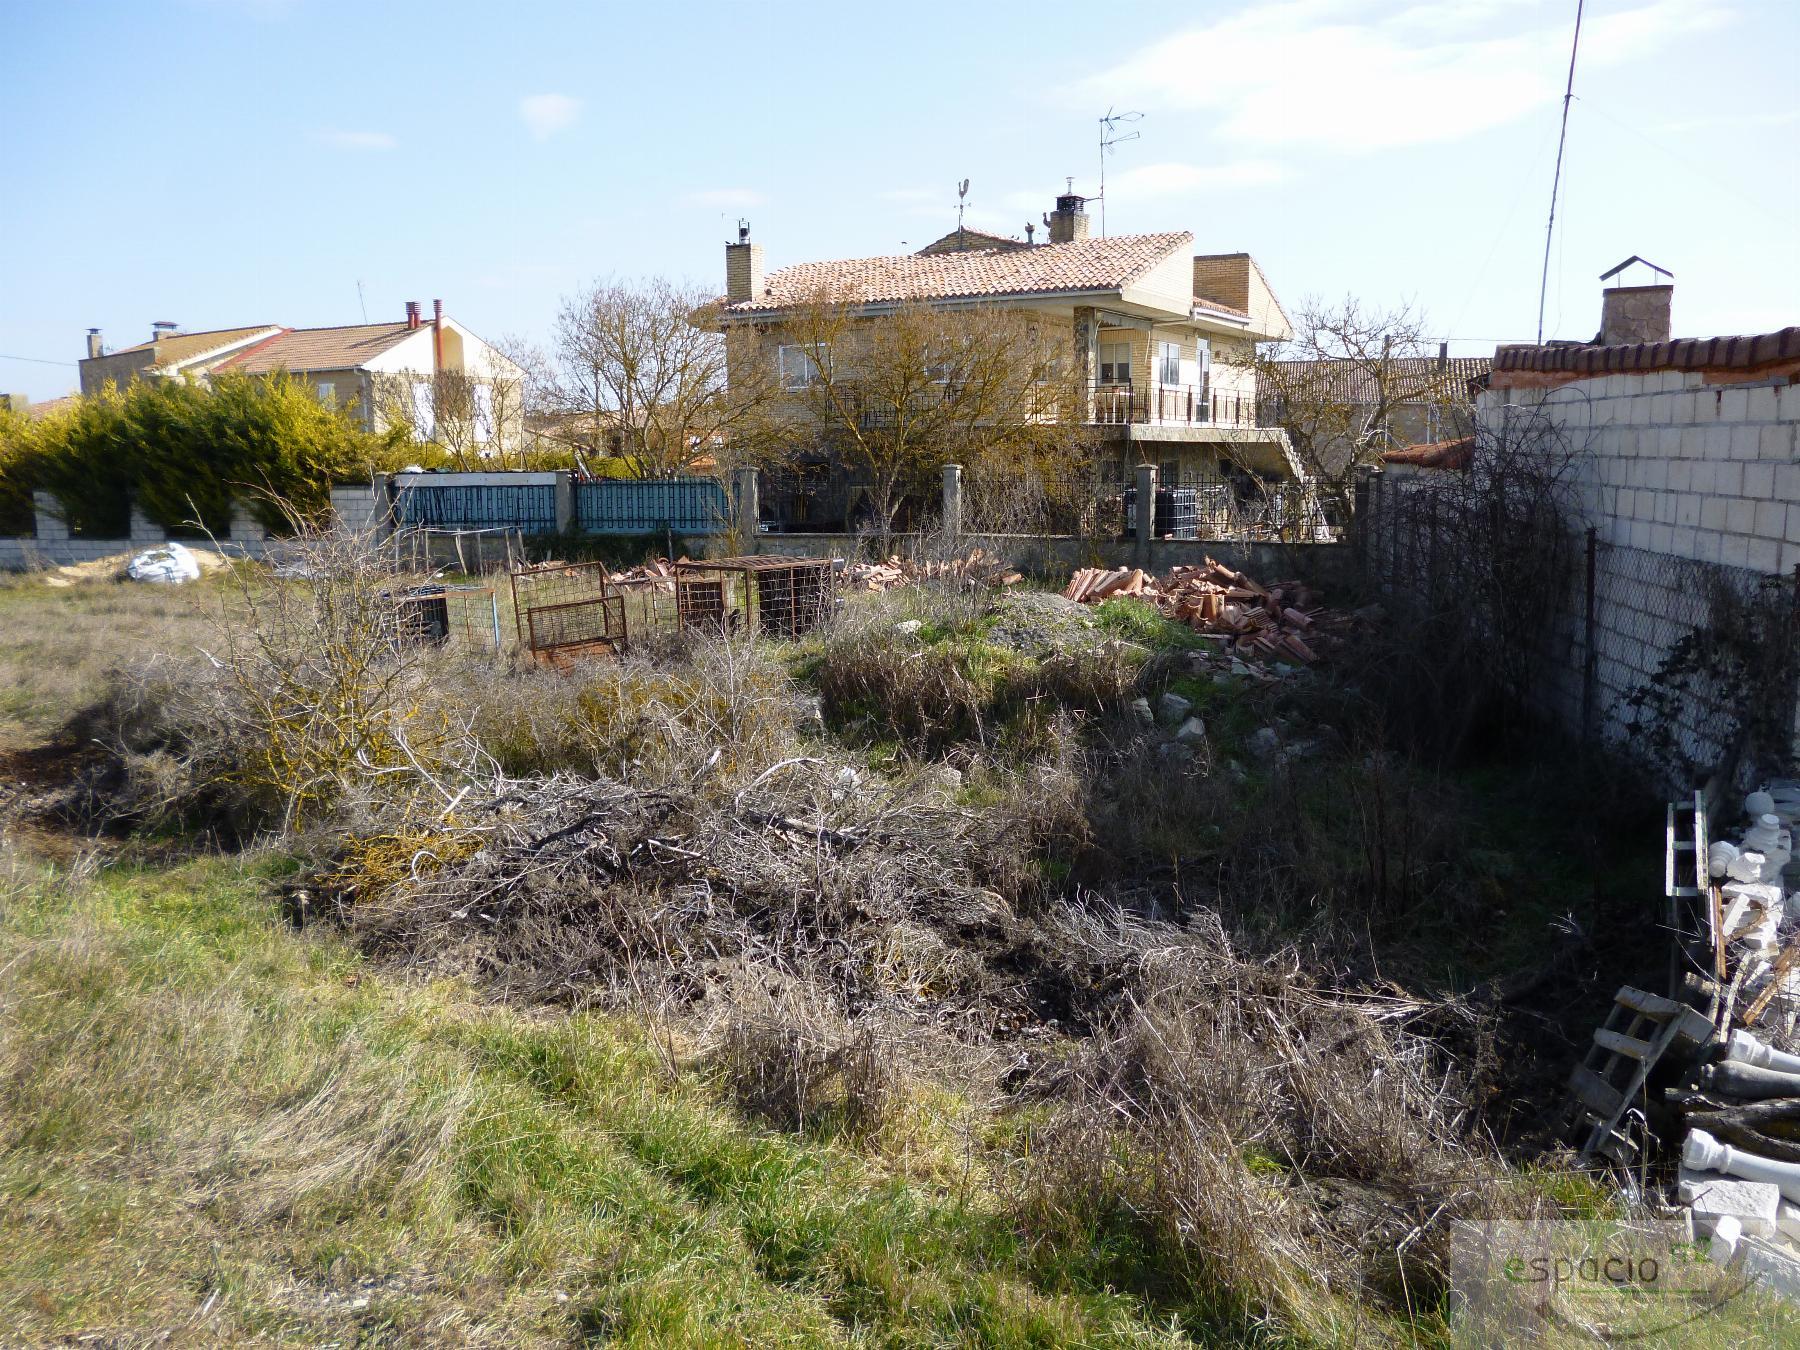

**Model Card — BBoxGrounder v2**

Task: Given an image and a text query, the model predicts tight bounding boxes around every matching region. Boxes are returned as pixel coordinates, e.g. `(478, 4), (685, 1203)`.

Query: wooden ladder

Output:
(1567, 985), (1714, 1164)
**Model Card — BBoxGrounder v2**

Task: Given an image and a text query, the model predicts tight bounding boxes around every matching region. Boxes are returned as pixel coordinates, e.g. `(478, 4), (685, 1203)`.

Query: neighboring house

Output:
(1258, 353), (1491, 476)
(76, 301), (525, 452)
(714, 191), (1304, 487)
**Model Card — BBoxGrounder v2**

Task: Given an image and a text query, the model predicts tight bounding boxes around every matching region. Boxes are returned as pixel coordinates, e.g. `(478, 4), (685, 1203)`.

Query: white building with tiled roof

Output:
(717, 189), (1303, 483)
(78, 301), (524, 451)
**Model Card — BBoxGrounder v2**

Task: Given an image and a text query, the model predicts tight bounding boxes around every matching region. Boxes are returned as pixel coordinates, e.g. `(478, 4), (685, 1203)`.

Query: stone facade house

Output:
(714, 190), (1304, 487)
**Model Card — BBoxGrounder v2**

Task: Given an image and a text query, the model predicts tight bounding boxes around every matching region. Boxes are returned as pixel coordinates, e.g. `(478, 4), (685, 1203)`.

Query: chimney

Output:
(1600, 283), (1673, 347)
(151, 320), (179, 342)
(1044, 190), (1090, 245)
(86, 328), (103, 360)
(726, 220), (764, 303)
(405, 301), (421, 330)
(432, 299), (444, 373)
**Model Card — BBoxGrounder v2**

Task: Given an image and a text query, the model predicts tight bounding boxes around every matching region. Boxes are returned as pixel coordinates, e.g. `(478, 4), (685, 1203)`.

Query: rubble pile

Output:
(844, 549), (1024, 592)
(1061, 558), (1352, 664)
(1627, 784), (1800, 1291)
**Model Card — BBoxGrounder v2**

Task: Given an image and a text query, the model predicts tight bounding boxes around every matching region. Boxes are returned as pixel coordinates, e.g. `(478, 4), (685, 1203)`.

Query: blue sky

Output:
(2, 0), (1794, 400)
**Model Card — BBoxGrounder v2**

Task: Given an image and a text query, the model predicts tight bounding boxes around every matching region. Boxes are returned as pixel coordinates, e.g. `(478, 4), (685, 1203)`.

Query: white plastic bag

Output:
(126, 542), (202, 585)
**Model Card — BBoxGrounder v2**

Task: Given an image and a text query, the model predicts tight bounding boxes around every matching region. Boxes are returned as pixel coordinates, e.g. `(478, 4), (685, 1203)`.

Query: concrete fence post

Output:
(128, 502), (161, 547)
(1134, 462), (1157, 567)
(733, 465), (760, 549)
(32, 491), (65, 542)
(229, 499), (268, 556)
(553, 472), (576, 535)
(942, 462), (962, 540)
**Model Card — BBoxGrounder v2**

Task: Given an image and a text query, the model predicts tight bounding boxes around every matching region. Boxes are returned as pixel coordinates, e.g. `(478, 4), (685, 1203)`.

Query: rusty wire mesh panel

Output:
(390, 584), (504, 653)
(509, 562), (628, 662)
(671, 557), (835, 638)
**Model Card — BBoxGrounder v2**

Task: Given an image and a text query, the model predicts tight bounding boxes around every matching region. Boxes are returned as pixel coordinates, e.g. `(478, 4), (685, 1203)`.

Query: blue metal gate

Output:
(397, 481), (558, 532)
(575, 477), (729, 535)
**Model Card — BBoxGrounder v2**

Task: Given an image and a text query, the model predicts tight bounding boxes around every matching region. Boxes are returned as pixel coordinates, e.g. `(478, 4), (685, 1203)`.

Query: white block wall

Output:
(1479, 373), (1797, 572)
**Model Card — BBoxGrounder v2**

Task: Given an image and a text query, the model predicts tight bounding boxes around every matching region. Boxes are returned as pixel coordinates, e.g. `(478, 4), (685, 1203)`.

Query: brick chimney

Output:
(1600, 284), (1672, 346)
(151, 320), (179, 343)
(405, 301), (421, 329)
(86, 328), (103, 359)
(1045, 191), (1090, 245)
(726, 221), (764, 302)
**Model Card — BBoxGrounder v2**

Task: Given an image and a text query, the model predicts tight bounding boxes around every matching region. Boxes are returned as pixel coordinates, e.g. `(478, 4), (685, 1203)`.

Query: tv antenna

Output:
(1098, 107), (1143, 237)
(356, 279), (367, 323)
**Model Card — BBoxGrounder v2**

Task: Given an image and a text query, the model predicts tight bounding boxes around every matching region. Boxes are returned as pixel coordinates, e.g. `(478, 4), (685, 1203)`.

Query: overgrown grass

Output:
(0, 846), (1220, 1346)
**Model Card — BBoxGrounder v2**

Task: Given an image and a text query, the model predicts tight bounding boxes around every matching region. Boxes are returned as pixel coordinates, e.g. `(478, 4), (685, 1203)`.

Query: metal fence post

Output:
(1134, 462), (1156, 568)
(1582, 526), (1598, 745)
(942, 462), (962, 540)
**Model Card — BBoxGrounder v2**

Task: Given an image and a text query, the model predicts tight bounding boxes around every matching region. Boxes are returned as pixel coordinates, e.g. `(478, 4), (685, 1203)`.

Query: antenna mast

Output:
(1536, 0), (1585, 344)
(1097, 107), (1143, 237)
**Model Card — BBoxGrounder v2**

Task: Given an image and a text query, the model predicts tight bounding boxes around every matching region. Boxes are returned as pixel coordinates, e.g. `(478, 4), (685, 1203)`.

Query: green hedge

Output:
(1, 373), (425, 538)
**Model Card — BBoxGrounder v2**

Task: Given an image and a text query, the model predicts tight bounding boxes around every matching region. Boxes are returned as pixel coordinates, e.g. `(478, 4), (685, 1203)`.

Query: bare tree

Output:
(370, 364), (531, 470)
(545, 277), (780, 479)
(1256, 297), (1474, 515)
(769, 294), (1081, 540)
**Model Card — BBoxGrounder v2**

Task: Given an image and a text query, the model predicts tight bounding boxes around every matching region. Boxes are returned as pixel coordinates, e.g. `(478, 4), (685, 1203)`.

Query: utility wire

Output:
(1537, 0), (1585, 345)
(0, 353), (78, 367)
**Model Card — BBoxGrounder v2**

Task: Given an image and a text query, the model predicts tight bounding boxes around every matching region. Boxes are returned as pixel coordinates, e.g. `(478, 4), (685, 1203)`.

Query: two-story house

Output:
(714, 191), (1305, 497)
(77, 301), (525, 452)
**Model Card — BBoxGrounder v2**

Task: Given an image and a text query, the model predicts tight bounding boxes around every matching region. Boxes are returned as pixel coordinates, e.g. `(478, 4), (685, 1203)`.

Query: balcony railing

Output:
(1090, 382), (1259, 428)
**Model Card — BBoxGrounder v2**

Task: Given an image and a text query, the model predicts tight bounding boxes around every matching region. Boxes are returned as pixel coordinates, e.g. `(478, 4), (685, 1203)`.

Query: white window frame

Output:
(1157, 340), (1181, 387)
(314, 380), (336, 409)
(778, 343), (825, 391)
(1097, 340), (1131, 385)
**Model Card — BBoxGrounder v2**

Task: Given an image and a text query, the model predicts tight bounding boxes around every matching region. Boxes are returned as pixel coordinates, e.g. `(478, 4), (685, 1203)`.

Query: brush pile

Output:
(845, 549), (1023, 592)
(1062, 558), (1353, 663)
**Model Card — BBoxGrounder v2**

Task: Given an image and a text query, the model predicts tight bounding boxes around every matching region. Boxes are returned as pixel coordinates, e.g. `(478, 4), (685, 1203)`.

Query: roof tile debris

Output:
(721, 231), (1194, 314)
(1382, 436), (1475, 470)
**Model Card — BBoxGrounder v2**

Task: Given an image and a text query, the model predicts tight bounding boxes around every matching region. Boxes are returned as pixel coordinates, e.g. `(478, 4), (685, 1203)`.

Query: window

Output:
(1157, 341), (1181, 387)
(1098, 340), (1131, 384)
(1196, 339), (1212, 417)
(472, 383), (495, 444)
(314, 380), (336, 409)
(778, 343), (825, 391)
(410, 379), (435, 439)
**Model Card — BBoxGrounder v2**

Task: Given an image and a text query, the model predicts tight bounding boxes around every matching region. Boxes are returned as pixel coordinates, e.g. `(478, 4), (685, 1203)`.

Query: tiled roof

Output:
(106, 325), (279, 364)
(1493, 327), (1800, 376)
(1382, 436), (1474, 469)
(1192, 294), (1250, 319)
(217, 322), (422, 374)
(915, 228), (1029, 256)
(1260, 356), (1491, 405)
(722, 231), (1194, 314)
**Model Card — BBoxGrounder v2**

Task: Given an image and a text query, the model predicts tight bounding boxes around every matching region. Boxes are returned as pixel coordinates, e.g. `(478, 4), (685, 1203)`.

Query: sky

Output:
(1, 0), (1795, 401)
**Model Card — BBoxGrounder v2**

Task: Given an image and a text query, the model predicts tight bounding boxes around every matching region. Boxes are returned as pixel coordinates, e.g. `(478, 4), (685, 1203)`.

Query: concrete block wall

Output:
(1480, 374), (1796, 572)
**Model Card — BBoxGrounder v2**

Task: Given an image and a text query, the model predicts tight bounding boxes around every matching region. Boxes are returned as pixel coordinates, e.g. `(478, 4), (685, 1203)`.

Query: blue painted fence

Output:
(397, 481), (558, 533)
(576, 477), (730, 535)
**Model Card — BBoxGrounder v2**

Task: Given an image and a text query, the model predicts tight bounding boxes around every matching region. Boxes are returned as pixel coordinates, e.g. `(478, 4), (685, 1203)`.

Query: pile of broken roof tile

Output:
(1061, 558), (1350, 664)
(845, 549), (1024, 592)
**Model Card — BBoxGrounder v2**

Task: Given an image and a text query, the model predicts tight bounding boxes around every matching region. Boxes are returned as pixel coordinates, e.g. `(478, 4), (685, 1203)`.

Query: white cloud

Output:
(682, 188), (767, 209)
(317, 129), (397, 151)
(519, 93), (582, 141)
(1084, 0), (1732, 153)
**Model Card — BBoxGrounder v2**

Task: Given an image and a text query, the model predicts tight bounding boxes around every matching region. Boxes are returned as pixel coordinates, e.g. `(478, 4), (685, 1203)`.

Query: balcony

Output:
(1089, 382), (1258, 428)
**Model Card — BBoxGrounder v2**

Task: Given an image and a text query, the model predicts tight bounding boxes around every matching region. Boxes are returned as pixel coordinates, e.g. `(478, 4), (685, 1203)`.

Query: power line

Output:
(1537, 0), (1585, 345)
(0, 353), (77, 367)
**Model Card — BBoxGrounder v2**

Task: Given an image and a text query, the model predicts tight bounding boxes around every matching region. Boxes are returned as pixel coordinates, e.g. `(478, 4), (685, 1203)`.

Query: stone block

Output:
(1727, 497), (1758, 534)
(1671, 525), (1701, 559)
(1722, 387), (1752, 421)
(1655, 493), (1677, 525)
(1745, 463), (1777, 499)
(1681, 1169), (1780, 1235)
(1723, 534), (1752, 568)
(1739, 1236), (1800, 1299)
(1676, 494), (1702, 527)
(1756, 500), (1786, 539)
(1746, 385), (1781, 423)
(1748, 536), (1781, 574)
(1701, 497), (1730, 531)
(1649, 523), (1674, 552)
(1706, 425), (1733, 459)
(1784, 541), (1800, 573)
(1733, 424), (1768, 460)
(1764, 424), (1799, 461)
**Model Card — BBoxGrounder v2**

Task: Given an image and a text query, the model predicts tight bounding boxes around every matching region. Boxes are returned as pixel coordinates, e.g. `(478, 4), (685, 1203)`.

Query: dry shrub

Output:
(1017, 907), (1540, 1338)
(710, 994), (901, 1141)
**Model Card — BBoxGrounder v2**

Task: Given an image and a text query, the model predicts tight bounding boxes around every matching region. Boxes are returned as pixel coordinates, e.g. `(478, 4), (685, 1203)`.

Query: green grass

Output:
(0, 846), (1216, 1346)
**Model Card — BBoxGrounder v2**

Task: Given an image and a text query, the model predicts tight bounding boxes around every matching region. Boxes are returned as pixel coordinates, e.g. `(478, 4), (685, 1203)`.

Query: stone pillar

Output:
(229, 499), (268, 556)
(553, 472), (575, 535)
(1073, 306), (1099, 424)
(1134, 462), (1157, 567)
(128, 502), (161, 547)
(941, 463), (962, 540)
(32, 491), (65, 542)
(733, 465), (760, 549)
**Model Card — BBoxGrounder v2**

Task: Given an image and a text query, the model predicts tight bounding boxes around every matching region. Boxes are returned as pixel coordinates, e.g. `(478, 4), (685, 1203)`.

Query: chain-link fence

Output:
(1359, 468), (1799, 786)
